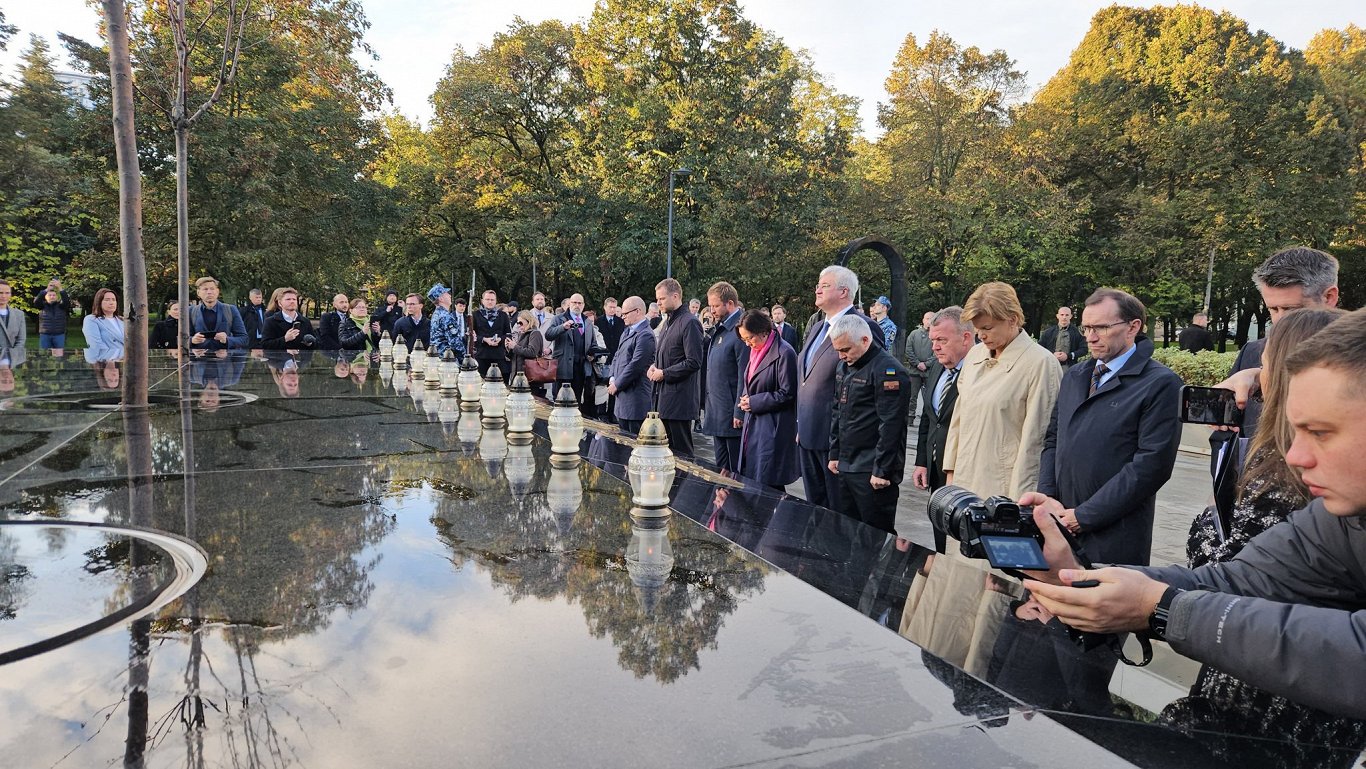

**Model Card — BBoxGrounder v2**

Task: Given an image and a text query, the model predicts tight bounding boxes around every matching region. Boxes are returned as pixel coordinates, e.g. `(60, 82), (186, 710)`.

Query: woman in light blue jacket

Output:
(83, 287), (126, 361)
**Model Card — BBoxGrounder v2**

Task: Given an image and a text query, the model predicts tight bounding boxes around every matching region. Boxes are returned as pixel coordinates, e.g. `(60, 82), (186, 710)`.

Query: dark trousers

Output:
(662, 419), (694, 458)
(557, 374), (594, 418)
(477, 356), (507, 378)
(837, 472), (898, 534)
(800, 447), (842, 511)
(906, 376), (925, 420)
(618, 419), (643, 438)
(712, 435), (741, 473)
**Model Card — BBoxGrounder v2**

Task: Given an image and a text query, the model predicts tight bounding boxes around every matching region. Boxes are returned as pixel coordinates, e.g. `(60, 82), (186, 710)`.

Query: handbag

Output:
(523, 355), (557, 383)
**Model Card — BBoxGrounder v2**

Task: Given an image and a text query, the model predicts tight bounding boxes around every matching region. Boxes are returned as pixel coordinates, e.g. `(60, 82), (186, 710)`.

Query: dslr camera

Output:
(928, 486), (1046, 570)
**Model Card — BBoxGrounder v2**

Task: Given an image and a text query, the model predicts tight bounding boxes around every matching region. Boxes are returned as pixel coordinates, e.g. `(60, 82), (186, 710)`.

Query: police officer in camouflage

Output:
(826, 314), (913, 534)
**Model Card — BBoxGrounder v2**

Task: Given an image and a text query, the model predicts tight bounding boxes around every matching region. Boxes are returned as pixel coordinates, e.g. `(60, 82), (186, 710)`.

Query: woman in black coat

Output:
(735, 310), (800, 490)
(149, 302), (180, 349)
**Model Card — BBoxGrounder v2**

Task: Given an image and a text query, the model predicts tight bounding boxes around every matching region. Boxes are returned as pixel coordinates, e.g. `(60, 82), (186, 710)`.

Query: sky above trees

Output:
(2, 0), (1361, 137)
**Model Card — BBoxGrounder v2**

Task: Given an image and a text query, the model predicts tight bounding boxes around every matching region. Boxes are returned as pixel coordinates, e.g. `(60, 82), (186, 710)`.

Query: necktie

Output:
(934, 367), (958, 413)
(1090, 361), (1108, 396)
(805, 321), (828, 370)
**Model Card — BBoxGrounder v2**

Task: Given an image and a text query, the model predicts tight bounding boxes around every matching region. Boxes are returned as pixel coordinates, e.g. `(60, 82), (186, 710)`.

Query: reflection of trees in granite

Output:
(430, 459), (769, 684)
(0, 529), (32, 620)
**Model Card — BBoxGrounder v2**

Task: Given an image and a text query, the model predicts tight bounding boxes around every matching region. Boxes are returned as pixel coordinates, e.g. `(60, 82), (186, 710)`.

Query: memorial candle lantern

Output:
(627, 412), (675, 510)
(480, 365), (508, 426)
(379, 330), (394, 362)
(548, 385), (584, 465)
(392, 335), (409, 368)
(439, 350), (460, 394)
(505, 372), (535, 433)
(425, 346), (441, 389)
(457, 356), (482, 410)
(410, 340), (427, 378)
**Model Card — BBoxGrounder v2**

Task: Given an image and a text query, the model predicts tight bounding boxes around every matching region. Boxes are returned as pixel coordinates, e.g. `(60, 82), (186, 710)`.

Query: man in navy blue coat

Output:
(607, 296), (656, 436)
(701, 281), (748, 472)
(1038, 288), (1182, 564)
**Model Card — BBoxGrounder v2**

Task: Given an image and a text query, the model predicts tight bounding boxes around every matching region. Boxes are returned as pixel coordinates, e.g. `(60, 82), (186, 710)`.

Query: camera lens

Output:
(928, 485), (979, 542)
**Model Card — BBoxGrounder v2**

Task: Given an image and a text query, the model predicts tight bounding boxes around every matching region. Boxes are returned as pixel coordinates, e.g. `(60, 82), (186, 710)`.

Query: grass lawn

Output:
(22, 320), (88, 351)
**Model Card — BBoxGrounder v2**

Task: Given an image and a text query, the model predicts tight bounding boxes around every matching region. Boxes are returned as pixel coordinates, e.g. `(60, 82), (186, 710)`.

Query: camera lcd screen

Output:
(979, 535), (1048, 570)
(1181, 385), (1242, 427)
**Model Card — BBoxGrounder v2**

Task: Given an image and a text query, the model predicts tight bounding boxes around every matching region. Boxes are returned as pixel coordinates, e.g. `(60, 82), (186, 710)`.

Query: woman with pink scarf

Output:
(736, 310), (800, 490)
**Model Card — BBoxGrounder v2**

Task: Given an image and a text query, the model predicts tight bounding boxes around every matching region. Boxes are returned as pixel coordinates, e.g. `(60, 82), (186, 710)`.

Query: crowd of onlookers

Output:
(3, 244), (1366, 729)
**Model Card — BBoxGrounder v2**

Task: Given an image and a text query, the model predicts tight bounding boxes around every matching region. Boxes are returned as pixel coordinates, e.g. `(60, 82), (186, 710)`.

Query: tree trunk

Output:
(104, 0), (148, 409)
(177, 124), (191, 351)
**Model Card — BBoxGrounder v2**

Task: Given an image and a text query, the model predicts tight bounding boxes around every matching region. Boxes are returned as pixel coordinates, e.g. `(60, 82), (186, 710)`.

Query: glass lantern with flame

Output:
(505, 372), (535, 433)
(457, 356), (482, 410)
(548, 385), (584, 466)
(392, 335), (409, 368)
(424, 346), (441, 389)
(409, 340), (427, 378)
(626, 514), (674, 614)
(480, 365), (508, 426)
(627, 412), (675, 512)
(379, 330), (393, 362)
(439, 350), (460, 395)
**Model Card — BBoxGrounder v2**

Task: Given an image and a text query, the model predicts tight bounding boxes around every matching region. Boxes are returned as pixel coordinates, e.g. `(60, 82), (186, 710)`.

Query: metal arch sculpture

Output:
(837, 235), (908, 359)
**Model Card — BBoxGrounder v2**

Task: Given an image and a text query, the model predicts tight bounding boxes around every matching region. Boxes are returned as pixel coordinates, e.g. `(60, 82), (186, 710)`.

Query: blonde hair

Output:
(1239, 307), (1348, 505)
(962, 281), (1025, 328)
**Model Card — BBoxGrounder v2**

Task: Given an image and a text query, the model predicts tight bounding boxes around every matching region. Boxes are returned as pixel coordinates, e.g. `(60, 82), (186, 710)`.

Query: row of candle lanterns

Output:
(380, 327), (676, 517)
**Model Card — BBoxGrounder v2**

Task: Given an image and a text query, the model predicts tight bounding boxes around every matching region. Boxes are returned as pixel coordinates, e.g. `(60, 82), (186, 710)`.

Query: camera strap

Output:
(1052, 517), (1155, 667)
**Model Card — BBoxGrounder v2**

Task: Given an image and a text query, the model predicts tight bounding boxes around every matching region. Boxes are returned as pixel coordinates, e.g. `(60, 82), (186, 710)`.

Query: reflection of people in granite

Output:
(265, 350), (312, 398)
(190, 350), (246, 411)
(92, 359), (121, 390)
(856, 536), (928, 630)
(899, 549), (1019, 678)
(984, 593), (1118, 716)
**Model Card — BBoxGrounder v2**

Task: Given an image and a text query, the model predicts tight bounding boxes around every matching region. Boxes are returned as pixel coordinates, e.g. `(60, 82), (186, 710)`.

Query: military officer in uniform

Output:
(826, 314), (913, 534)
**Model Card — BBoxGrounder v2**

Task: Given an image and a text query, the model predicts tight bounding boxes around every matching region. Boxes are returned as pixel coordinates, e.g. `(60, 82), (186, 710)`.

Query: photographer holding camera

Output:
(1020, 308), (1366, 720)
(261, 287), (318, 350)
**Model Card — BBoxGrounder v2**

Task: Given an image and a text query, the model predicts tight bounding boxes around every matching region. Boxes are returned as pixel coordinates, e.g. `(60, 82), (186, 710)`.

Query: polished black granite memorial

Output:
(1, 350), (1362, 768)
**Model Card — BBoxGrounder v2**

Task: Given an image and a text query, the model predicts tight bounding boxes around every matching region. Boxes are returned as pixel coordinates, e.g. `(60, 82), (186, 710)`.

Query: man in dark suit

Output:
(608, 296), (656, 436)
(1039, 305), (1086, 369)
(912, 306), (974, 552)
(796, 265), (887, 511)
(1177, 312), (1214, 353)
(701, 282), (748, 472)
(392, 293), (430, 352)
(545, 292), (594, 416)
(471, 289), (511, 377)
(242, 288), (268, 348)
(1038, 288), (1183, 564)
(261, 287), (318, 350)
(317, 293), (350, 350)
(772, 304), (800, 350)
(596, 297), (626, 421)
(647, 278), (703, 457)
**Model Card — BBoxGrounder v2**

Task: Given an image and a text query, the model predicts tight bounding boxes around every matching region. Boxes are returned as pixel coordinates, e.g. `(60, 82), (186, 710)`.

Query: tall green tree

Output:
(0, 35), (96, 312)
(1026, 6), (1354, 337)
(849, 31), (1083, 324)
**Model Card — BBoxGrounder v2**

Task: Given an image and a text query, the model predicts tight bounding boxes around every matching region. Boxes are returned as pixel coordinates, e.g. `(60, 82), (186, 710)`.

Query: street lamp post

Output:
(666, 167), (691, 279)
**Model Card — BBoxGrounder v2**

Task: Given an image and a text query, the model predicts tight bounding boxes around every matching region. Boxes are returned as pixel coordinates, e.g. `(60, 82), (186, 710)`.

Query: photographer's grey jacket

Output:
(1136, 499), (1366, 719)
(1039, 337), (1182, 564)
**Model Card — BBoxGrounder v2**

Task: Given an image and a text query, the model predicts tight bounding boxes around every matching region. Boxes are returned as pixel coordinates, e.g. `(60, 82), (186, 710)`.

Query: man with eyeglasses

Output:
(1037, 287), (1183, 564)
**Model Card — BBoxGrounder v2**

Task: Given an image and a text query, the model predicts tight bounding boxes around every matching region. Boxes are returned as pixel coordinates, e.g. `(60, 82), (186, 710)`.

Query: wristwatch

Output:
(1147, 585), (1185, 641)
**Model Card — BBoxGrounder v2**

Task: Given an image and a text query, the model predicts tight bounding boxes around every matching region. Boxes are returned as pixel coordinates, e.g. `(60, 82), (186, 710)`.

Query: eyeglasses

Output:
(622, 307), (641, 317)
(1079, 321), (1132, 336)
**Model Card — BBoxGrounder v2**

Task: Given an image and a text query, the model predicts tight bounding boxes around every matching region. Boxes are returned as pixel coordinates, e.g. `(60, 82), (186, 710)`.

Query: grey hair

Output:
(929, 305), (972, 335)
(828, 313), (871, 344)
(1252, 246), (1339, 300)
(819, 265), (859, 298)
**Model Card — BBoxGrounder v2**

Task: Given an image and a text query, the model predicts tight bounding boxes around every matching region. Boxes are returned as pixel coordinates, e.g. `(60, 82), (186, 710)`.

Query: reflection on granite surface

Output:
(1, 351), (1362, 767)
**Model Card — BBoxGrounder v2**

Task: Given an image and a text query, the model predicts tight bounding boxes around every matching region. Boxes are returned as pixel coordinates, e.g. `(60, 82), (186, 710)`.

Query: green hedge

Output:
(1151, 347), (1239, 386)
